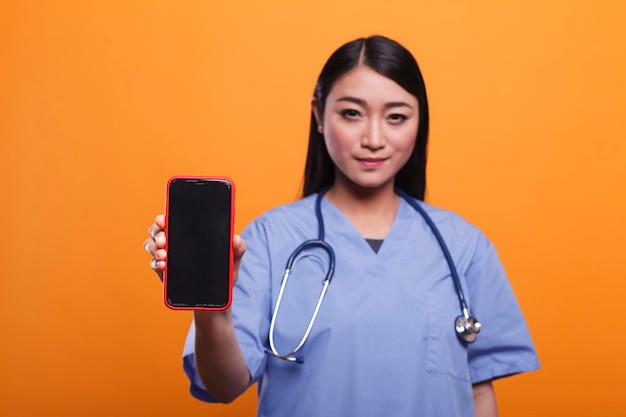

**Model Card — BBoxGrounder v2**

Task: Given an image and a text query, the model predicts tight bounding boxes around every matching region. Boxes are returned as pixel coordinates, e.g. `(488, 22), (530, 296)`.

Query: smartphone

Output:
(164, 176), (234, 310)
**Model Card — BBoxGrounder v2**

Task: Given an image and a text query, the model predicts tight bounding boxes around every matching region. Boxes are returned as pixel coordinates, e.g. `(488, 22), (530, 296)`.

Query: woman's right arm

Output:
(144, 215), (252, 403)
(192, 305), (251, 402)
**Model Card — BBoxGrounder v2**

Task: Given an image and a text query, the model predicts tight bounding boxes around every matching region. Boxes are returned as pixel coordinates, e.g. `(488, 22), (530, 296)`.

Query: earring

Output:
(318, 125), (323, 133)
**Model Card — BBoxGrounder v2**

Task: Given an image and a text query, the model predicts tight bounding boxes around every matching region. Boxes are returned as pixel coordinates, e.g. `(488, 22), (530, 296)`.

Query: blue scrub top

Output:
(183, 193), (540, 417)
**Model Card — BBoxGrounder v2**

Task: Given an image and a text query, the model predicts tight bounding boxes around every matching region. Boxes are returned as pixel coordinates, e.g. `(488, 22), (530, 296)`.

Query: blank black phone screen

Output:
(165, 178), (232, 309)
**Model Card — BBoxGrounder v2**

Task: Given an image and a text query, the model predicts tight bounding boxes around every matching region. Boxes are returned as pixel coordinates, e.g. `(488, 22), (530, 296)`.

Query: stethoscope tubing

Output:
(394, 188), (470, 318)
(265, 186), (480, 364)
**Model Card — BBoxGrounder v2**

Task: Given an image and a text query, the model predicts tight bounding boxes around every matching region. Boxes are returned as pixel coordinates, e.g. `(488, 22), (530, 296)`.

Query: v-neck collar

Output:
(318, 196), (415, 257)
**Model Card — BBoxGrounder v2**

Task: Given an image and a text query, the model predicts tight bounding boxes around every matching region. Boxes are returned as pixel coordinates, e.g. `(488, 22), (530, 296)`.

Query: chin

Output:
(347, 179), (395, 194)
(334, 170), (396, 193)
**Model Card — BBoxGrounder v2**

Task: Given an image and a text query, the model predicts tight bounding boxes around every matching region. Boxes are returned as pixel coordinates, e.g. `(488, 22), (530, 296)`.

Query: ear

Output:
(310, 97), (322, 127)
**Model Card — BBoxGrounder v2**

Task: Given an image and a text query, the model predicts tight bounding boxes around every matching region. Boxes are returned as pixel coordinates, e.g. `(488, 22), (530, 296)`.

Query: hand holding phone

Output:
(164, 176), (235, 310)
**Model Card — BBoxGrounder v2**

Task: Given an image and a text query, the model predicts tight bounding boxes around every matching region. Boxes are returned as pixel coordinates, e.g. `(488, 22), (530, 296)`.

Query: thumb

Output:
(232, 234), (247, 285)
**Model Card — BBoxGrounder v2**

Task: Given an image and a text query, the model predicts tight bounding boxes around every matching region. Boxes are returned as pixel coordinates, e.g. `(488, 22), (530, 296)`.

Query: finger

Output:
(143, 236), (167, 260)
(150, 258), (165, 282)
(154, 231), (165, 248)
(151, 258), (166, 270)
(148, 223), (162, 239)
(143, 237), (156, 255)
(155, 214), (165, 229)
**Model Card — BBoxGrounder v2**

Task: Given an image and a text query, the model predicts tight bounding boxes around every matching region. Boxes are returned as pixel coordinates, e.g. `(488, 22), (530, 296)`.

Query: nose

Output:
(361, 119), (385, 150)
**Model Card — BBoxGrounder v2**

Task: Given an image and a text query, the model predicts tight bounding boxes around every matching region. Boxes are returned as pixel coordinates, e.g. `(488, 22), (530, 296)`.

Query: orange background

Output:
(1, 1), (625, 416)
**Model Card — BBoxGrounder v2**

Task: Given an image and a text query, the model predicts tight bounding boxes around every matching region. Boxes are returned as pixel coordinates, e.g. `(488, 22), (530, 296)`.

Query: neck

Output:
(324, 181), (399, 239)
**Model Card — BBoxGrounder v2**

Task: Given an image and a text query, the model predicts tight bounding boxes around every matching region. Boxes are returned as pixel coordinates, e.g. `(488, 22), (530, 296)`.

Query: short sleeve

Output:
(465, 232), (540, 383)
(181, 218), (273, 401)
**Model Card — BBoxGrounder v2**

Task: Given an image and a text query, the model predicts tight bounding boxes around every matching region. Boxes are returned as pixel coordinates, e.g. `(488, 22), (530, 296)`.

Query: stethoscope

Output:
(265, 186), (481, 364)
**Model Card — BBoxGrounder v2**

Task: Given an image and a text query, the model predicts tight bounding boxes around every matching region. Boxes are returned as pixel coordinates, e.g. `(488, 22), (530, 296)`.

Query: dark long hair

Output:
(302, 35), (430, 200)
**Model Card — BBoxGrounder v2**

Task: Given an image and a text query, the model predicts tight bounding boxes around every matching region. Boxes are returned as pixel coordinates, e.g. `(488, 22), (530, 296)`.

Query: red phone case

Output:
(163, 175), (235, 311)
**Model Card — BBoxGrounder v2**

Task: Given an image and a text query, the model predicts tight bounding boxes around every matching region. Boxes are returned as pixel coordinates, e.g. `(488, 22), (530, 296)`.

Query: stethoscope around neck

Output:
(265, 186), (481, 364)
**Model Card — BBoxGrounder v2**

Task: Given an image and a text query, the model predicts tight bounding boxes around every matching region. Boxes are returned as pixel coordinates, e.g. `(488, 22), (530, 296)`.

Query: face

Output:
(314, 65), (419, 194)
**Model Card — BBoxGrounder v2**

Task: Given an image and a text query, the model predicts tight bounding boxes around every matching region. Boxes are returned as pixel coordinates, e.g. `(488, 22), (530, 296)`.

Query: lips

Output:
(357, 157), (388, 169)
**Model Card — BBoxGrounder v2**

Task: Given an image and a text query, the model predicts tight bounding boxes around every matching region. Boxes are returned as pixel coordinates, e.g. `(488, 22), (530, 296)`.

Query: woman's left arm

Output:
(473, 380), (498, 417)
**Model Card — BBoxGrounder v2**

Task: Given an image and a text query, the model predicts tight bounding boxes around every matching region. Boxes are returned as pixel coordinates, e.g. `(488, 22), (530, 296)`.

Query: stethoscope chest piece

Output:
(455, 315), (481, 344)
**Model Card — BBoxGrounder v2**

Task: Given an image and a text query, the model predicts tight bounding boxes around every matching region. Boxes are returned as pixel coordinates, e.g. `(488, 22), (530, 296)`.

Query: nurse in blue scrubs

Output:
(144, 35), (540, 417)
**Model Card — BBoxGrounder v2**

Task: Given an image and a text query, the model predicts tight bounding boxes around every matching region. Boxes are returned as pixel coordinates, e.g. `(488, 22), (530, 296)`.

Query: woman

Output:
(144, 35), (539, 416)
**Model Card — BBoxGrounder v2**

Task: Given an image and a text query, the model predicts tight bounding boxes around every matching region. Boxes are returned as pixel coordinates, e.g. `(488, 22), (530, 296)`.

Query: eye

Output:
(340, 109), (361, 119)
(388, 113), (408, 124)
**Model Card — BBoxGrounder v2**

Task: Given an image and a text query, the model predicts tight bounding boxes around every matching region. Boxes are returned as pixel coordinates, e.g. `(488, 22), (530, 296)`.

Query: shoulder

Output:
(407, 198), (483, 240)
(399, 197), (494, 265)
(255, 194), (317, 225)
(239, 195), (320, 267)
(242, 194), (318, 237)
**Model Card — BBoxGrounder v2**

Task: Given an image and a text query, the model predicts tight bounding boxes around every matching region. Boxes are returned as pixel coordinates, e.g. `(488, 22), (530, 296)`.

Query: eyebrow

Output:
(336, 96), (414, 109)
